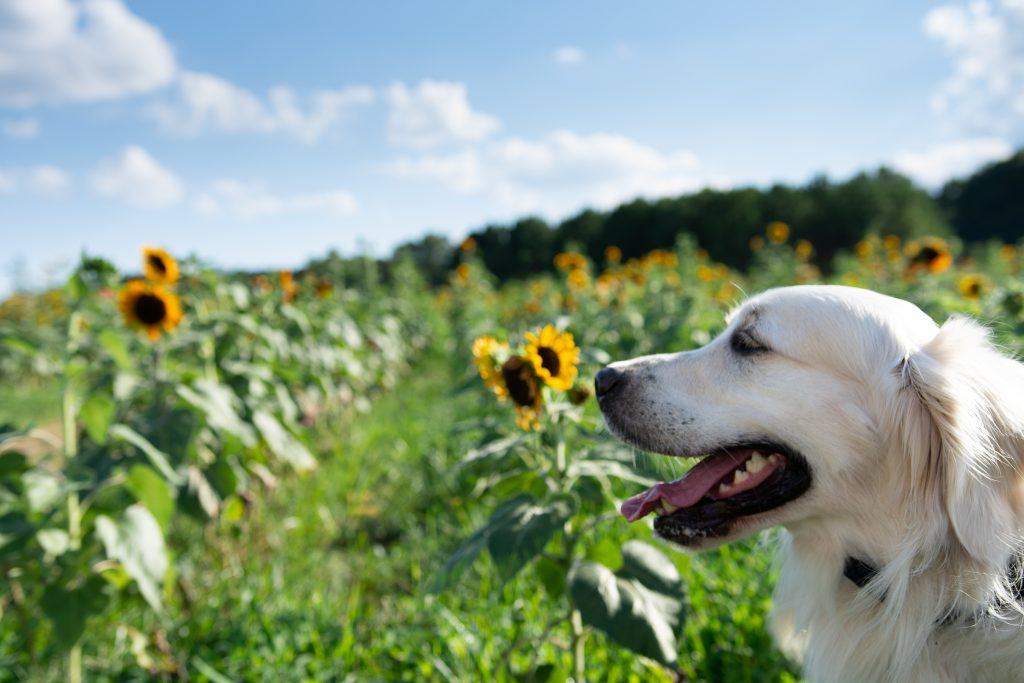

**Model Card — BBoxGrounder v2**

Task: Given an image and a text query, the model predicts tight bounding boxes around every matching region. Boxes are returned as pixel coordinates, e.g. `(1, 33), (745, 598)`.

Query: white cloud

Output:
(385, 80), (500, 149)
(924, 0), (1024, 132)
(27, 165), (71, 195)
(390, 129), (721, 215)
(0, 171), (16, 193)
(2, 117), (40, 139)
(193, 179), (358, 218)
(553, 46), (586, 65)
(0, 0), (177, 107)
(91, 145), (184, 207)
(892, 136), (1013, 186)
(149, 71), (375, 143)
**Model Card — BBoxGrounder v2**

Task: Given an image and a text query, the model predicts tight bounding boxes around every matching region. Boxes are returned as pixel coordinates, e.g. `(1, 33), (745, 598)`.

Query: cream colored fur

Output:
(601, 285), (1024, 683)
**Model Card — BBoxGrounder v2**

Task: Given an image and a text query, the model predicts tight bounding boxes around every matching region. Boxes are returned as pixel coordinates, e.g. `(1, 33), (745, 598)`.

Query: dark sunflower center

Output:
(502, 357), (539, 407)
(538, 347), (560, 376)
(968, 282), (981, 296)
(134, 293), (167, 325)
(917, 246), (940, 263)
(148, 255), (167, 275)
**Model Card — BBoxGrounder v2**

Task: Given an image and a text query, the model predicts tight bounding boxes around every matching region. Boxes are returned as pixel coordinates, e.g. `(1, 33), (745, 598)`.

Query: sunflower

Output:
(473, 336), (509, 398)
(142, 247), (179, 285)
(525, 325), (579, 391)
(767, 221), (790, 244)
(604, 245), (622, 263)
(118, 280), (183, 341)
(905, 238), (953, 274)
(280, 270), (298, 303)
(795, 239), (814, 261)
(500, 356), (542, 431)
(958, 274), (989, 300)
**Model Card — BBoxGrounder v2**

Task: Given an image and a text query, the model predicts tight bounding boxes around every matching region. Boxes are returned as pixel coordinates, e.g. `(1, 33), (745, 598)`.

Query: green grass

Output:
(50, 349), (798, 682)
(0, 381), (60, 431)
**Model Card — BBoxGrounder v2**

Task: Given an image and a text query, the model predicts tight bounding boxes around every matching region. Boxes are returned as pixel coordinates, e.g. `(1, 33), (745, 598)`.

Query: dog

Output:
(596, 285), (1024, 683)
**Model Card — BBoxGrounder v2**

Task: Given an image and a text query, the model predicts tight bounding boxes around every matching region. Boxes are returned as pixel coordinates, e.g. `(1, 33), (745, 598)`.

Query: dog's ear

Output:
(901, 318), (1024, 566)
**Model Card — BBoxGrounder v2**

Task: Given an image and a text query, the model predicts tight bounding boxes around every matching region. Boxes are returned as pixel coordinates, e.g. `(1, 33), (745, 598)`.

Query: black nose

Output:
(594, 367), (623, 399)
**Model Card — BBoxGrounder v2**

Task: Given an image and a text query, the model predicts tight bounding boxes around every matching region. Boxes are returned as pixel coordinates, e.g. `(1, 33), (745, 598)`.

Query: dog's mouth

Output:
(622, 444), (812, 545)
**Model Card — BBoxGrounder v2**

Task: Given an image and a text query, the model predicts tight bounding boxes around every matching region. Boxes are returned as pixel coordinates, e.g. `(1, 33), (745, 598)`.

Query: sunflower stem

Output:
(570, 608), (587, 682)
(60, 308), (84, 683)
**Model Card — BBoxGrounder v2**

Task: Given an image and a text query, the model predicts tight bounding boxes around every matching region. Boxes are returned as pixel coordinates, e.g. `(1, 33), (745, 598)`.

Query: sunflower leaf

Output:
(568, 540), (686, 667)
(176, 380), (257, 447)
(110, 425), (182, 485)
(253, 411), (316, 472)
(95, 505), (168, 612)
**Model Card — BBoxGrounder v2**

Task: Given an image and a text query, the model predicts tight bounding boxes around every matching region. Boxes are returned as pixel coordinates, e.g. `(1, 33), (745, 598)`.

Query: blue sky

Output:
(1, 0), (1022, 295)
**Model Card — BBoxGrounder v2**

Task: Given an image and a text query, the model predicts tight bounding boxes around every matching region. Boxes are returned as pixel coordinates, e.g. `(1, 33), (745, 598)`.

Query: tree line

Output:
(308, 149), (1024, 286)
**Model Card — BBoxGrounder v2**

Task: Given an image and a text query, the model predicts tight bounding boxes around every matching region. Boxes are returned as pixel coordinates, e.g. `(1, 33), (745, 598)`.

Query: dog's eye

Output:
(731, 330), (768, 355)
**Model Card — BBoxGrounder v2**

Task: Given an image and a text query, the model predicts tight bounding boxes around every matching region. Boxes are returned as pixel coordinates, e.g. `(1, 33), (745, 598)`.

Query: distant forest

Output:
(309, 149), (1024, 285)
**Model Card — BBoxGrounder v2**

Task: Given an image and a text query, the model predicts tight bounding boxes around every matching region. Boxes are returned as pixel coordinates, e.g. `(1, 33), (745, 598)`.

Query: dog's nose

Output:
(594, 367), (623, 399)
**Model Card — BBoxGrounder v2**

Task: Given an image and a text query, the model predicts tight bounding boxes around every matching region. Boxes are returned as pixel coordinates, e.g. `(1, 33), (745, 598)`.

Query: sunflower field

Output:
(2, 229), (1023, 682)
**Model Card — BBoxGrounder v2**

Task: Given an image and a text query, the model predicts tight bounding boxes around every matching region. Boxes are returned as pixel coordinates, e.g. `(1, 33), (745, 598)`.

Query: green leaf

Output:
(110, 424), (182, 485)
(427, 494), (576, 593)
(568, 540), (686, 667)
(0, 512), (33, 554)
(459, 434), (527, 467)
(80, 392), (116, 444)
(125, 465), (174, 531)
(253, 410), (316, 472)
(177, 380), (257, 447)
(36, 528), (70, 556)
(192, 656), (235, 683)
(568, 458), (659, 487)
(0, 451), (29, 479)
(0, 336), (36, 356)
(95, 505), (168, 612)
(486, 494), (576, 582)
(23, 470), (61, 513)
(426, 521), (491, 594)
(180, 465), (220, 520)
(534, 555), (567, 599)
(98, 328), (133, 371)
(41, 575), (109, 650)
(205, 458), (240, 498)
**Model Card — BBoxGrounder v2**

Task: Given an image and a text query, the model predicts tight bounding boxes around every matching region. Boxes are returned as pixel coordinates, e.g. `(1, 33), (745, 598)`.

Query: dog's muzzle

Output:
(594, 366), (625, 400)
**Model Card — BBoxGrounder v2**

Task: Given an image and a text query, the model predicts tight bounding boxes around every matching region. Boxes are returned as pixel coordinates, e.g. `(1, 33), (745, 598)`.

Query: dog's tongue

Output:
(621, 451), (751, 522)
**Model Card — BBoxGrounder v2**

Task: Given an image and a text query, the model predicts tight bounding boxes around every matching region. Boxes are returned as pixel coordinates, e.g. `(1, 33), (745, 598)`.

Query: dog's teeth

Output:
(718, 483), (730, 494)
(733, 470), (750, 484)
(768, 453), (782, 464)
(662, 500), (679, 514)
(747, 453), (767, 473)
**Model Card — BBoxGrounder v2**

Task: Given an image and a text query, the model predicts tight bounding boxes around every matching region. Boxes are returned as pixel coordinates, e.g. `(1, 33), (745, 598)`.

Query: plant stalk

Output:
(61, 309), (85, 682)
(571, 608), (586, 683)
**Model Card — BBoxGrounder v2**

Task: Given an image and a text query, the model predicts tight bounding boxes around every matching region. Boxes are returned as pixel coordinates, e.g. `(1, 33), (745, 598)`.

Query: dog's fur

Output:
(598, 285), (1024, 683)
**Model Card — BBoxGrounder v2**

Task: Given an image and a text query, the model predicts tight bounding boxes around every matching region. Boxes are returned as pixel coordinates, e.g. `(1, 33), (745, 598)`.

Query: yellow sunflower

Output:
(472, 336), (509, 398)
(795, 239), (814, 261)
(767, 221), (790, 244)
(118, 280), (183, 341)
(500, 356), (542, 431)
(905, 238), (953, 274)
(280, 270), (298, 302)
(525, 325), (579, 391)
(142, 247), (179, 285)
(958, 274), (989, 300)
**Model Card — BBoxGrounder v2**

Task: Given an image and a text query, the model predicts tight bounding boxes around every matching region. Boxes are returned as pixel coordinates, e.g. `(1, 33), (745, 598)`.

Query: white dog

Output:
(596, 285), (1024, 683)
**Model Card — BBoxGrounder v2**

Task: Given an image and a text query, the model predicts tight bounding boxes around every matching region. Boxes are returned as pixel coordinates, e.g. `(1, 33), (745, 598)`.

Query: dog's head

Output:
(598, 284), (1024, 565)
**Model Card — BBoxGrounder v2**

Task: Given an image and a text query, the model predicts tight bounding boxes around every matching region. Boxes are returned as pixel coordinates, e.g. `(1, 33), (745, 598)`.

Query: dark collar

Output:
(843, 554), (1024, 625)
(843, 556), (880, 595)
